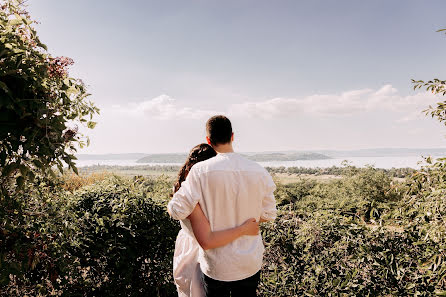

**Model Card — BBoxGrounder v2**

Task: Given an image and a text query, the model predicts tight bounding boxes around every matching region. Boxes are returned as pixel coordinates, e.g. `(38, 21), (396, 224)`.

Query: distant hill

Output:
(77, 153), (148, 160)
(76, 148), (446, 163)
(245, 152), (331, 161)
(314, 148), (446, 157)
(134, 152), (331, 163)
(136, 154), (188, 163)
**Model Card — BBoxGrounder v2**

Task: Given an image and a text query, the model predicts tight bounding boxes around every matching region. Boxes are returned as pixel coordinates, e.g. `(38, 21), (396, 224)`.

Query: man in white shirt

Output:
(168, 115), (277, 297)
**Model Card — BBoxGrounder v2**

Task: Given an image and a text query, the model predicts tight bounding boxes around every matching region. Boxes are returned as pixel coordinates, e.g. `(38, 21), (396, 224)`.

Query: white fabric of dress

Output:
(173, 218), (205, 297)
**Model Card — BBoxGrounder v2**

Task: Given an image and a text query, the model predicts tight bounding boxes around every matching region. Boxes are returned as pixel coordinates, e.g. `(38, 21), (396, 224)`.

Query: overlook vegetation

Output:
(2, 164), (446, 296)
(2, 1), (446, 296)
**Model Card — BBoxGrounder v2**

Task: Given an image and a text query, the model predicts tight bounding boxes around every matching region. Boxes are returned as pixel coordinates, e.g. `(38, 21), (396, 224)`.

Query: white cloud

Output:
(81, 85), (446, 154)
(105, 85), (440, 122)
(109, 94), (220, 120)
(229, 85), (439, 121)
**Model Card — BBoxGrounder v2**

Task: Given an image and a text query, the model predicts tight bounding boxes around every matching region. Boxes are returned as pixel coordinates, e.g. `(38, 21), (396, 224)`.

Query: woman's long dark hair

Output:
(172, 143), (217, 195)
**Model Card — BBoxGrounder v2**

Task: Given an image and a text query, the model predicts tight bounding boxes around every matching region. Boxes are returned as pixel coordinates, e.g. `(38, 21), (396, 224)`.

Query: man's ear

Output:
(206, 136), (211, 145)
(231, 133), (234, 142)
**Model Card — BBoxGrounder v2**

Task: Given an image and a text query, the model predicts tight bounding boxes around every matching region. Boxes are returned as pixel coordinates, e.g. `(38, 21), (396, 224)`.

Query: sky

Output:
(27, 0), (446, 154)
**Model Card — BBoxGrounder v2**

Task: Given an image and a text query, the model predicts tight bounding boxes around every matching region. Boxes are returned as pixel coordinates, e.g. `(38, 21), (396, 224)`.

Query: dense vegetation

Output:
(78, 164), (415, 181)
(2, 165), (446, 296)
(1, 174), (179, 296)
(260, 163), (446, 296)
(266, 165), (415, 178)
(0, 0), (97, 295)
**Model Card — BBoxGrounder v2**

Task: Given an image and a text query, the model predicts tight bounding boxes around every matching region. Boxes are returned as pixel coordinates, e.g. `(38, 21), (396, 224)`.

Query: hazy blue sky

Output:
(28, 0), (446, 153)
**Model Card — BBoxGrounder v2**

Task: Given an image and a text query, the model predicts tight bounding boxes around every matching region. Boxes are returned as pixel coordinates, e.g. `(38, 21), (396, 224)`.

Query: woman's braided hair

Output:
(172, 143), (217, 195)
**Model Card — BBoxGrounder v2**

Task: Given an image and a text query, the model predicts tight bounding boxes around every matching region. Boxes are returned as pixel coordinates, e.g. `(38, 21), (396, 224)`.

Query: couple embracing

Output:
(167, 115), (277, 297)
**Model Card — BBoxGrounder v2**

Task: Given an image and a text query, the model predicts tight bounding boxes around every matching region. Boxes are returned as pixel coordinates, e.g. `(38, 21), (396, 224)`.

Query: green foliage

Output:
(260, 166), (446, 296)
(2, 165), (446, 296)
(412, 78), (446, 127)
(267, 165), (415, 178)
(1, 2), (100, 294)
(1, 175), (179, 296)
(0, 0), (99, 195)
(275, 166), (399, 222)
(405, 28), (446, 269)
(413, 78), (446, 96)
(412, 29), (446, 126)
(0, 175), (75, 296)
(396, 157), (446, 244)
(64, 175), (179, 296)
(261, 211), (444, 296)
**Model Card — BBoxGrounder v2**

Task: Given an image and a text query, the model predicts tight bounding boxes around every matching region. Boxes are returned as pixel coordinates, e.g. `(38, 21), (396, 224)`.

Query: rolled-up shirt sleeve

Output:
(260, 173), (277, 221)
(167, 167), (203, 220)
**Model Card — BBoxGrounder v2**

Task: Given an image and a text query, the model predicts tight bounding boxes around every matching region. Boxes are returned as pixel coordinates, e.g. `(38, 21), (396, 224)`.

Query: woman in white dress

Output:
(170, 143), (259, 297)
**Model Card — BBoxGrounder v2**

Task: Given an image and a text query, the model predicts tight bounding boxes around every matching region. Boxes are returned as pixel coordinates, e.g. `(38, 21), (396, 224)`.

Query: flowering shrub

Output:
(0, 0), (98, 195)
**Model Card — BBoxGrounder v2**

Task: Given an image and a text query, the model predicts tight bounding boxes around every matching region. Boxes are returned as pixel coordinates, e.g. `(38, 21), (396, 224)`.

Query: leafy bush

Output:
(62, 175), (179, 296)
(2, 166), (446, 296)
(260, 209), (444, 296)
(260, 165), (446, 296)
(274, 166), (400, 223)
(266, 166), (415, 178)
(396, 157), (446, 244)
(0, 175), (74, 296)
(1, 175), (180, 297)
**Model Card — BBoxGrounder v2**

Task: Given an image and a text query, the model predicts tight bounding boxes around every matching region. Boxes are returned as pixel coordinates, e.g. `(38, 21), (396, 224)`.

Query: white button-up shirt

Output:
(167, 152), (277, 281)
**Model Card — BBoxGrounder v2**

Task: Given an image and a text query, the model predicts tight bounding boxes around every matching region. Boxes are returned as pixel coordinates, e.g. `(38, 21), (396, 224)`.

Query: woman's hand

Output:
(240, 218), (259, 236)
(188, 204), (260, 249)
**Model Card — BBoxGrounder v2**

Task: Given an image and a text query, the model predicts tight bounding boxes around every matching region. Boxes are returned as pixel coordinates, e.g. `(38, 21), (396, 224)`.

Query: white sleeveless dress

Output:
(173, 219), (205, 297)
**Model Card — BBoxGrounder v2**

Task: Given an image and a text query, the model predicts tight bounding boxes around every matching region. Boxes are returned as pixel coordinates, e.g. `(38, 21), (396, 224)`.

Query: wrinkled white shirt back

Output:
(167, 152), (277, 281)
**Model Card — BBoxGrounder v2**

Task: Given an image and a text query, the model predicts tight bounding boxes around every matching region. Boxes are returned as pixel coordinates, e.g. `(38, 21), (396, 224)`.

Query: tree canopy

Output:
(412, 29), (446, 126)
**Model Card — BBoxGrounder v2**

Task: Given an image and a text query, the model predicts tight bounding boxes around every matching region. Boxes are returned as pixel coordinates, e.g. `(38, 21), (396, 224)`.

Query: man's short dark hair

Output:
(206, 115), (232, 146)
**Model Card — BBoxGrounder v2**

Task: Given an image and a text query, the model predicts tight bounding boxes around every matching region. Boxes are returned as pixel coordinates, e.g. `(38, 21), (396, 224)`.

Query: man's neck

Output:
(213, 143), (234, 154)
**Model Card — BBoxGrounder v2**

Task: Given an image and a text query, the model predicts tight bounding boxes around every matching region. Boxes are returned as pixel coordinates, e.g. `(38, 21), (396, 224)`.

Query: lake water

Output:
(75, 155), (440, 169)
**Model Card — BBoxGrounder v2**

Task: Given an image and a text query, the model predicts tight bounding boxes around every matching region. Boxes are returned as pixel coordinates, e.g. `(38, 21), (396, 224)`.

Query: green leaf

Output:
(33, 159), (44, 169)
(0, 81), (10, 94)
(28, 171), (35, 182)
(57, 163), (63, 174)
(2, 163), (18, 177)
(72, 165), (79, 175)
(8, 18), (23, 26)
(19, 164), (28, 177)
(87, 121), (97, 129)
(16, 176), (24, 188)
(48, 169), (57, 179)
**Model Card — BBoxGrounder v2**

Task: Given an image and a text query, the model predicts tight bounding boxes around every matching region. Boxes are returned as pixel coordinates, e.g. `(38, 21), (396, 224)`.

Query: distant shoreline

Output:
(76, 148), (446, 163)
(74, 155), (440, 170)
